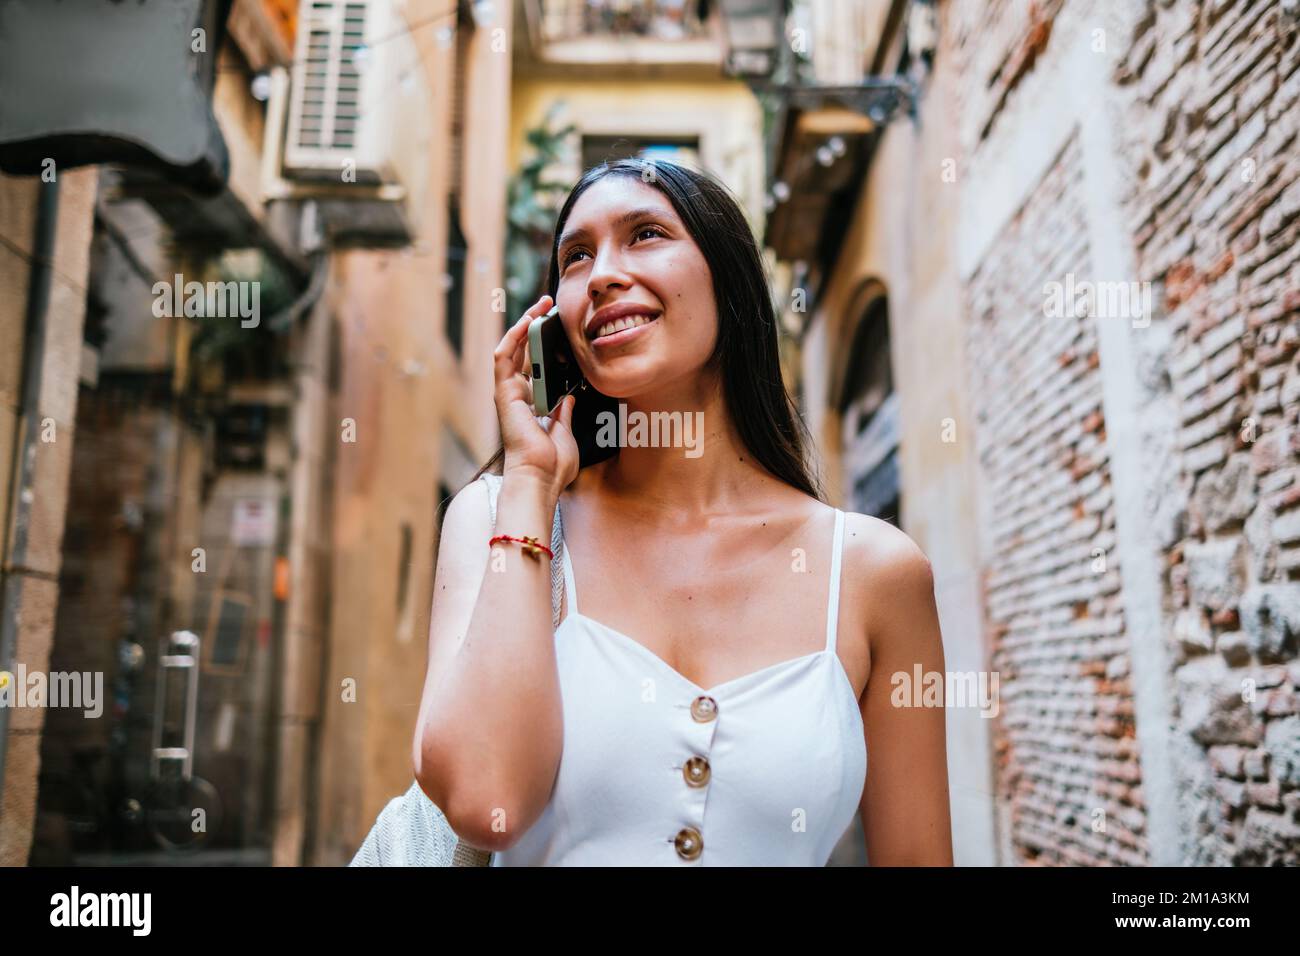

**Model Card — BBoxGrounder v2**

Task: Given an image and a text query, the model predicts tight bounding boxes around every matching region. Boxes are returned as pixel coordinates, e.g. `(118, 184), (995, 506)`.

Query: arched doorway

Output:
(835, 283), (900, 525)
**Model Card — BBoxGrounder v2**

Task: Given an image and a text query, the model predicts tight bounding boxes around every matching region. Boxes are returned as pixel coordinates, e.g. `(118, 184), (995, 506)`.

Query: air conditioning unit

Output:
(264, 0), (431, 246)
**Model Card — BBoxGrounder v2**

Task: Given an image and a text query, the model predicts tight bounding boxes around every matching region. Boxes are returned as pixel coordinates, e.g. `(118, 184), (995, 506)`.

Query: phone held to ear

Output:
(528, 303), (587, 417)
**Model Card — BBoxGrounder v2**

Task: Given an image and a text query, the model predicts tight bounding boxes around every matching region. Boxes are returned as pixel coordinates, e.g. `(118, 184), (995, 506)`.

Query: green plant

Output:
(504, 102), (578, 327)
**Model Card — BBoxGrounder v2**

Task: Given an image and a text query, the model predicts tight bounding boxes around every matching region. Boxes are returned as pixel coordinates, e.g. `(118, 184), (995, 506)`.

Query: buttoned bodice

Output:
(490, 500), (867, 866)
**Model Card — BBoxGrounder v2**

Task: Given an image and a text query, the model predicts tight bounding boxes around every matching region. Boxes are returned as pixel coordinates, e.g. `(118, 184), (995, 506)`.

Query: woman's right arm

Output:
(411, 294), (578, 853)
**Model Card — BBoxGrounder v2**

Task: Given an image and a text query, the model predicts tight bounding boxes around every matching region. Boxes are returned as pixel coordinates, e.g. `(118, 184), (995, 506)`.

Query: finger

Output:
(494, 296), (553, 383)
(496, 366), (534, 411)
(504, 295), (552, 374)
(561, 393), (575, 430)
(494, 295), (550, 358)
(546, 394), (571, 435)
(511, 293), (558, 375)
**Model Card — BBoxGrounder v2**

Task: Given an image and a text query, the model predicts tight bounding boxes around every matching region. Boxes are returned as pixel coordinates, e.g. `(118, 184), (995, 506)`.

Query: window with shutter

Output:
(286, 0), (368, 168)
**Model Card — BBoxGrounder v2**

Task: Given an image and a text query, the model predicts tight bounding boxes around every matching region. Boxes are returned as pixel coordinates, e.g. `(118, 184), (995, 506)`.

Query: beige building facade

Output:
(0, 0), (512, 867)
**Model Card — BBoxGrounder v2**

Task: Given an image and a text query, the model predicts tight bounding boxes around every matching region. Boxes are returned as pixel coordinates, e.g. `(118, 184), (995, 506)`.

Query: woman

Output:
(413, 158), (952, 865)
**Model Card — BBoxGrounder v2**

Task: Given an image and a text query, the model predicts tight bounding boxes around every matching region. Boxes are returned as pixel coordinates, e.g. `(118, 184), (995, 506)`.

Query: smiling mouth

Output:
(591, 312), (659, 341)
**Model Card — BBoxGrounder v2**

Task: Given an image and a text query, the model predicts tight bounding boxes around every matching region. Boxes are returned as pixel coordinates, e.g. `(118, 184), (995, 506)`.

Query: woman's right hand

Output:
(494, 294), (579, 500)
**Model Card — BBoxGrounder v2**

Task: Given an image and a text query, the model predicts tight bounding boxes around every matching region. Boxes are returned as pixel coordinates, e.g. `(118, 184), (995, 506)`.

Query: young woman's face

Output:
(554, 175), (718, 399)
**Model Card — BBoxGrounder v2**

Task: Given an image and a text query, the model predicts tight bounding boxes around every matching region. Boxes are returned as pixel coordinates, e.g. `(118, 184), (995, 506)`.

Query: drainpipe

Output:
(0, 177), (60, 809)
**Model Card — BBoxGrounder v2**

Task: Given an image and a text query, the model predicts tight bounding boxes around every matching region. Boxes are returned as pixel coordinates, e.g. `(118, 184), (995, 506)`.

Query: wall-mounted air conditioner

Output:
(263, 0), (431, 246)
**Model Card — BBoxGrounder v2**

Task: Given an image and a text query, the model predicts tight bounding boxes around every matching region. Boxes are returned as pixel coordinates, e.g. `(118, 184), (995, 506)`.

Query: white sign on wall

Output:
(231, 499), (275, 547)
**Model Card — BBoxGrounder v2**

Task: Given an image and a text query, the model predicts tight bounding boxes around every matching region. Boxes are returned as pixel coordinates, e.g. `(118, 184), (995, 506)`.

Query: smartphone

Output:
(527, 303), (586, 417)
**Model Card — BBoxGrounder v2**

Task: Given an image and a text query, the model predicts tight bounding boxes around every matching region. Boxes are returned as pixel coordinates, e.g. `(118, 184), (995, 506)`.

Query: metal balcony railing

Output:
(537, 0), (713, 43)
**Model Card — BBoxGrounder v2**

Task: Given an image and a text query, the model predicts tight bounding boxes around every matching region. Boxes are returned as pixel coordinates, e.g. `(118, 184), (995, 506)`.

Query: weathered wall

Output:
(1109, 0), (1300, 865)
(810, 0), (1299, 865)
(0, 167), (98, 865)
(313, 0), (512, 864)
(946, 0), (1299, 864)
(797, 0), (997, 866)
(965, 131), (1140, 864)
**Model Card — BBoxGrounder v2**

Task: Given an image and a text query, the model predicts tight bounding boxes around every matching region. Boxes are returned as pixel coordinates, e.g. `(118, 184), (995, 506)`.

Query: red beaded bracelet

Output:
(488, 534), (554, 561)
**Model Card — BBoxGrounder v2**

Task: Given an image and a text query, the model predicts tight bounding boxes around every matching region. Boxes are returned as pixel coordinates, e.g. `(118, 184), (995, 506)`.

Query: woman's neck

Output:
(579, 381), (782, 519)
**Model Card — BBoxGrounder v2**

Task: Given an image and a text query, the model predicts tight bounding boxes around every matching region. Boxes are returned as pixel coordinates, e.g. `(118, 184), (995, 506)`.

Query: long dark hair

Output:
(472, 158), (824, 502)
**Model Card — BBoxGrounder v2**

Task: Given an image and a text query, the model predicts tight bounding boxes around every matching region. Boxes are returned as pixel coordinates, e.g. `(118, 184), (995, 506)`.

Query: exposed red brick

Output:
(1204, 249), (1235, 282)
(1165, 259), (1202, 308)
(1005, 11), (1055, 91)
(1275, 484), (1300, 511)
(1210, 607), (1240, 629)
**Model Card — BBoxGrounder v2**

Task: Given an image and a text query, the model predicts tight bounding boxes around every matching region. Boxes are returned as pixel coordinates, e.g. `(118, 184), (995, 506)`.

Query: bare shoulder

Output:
(839, 511), (934, 584)
(837, 510), (937, 656)
(440, 475), (493, 544)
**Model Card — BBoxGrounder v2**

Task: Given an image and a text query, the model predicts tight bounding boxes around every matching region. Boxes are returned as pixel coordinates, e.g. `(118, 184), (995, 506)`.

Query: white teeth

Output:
(595, 313), (655, 339)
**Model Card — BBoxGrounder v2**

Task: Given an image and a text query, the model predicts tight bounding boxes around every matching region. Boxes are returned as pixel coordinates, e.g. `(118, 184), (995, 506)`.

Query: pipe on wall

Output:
(0, 177), (60, 811)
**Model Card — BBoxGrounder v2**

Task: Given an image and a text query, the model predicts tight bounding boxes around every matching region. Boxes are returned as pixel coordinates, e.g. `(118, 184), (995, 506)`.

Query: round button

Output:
(683, 755), (710, 788)
(674, 826), (703, 860)
(690, 695), (718, 722)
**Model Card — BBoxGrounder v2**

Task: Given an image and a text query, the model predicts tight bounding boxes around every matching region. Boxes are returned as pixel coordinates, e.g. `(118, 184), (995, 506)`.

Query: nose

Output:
(586, 241), (633, 301)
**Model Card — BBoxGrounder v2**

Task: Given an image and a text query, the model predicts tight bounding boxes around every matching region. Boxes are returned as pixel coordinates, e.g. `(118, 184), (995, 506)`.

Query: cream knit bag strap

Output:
(451, 471), (565, 866)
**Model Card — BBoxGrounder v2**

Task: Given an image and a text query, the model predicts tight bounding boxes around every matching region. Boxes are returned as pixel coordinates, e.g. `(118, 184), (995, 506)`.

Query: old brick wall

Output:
(942, 0), (1299, 865)
(964, 131), (1142, 865)
(1109, 0), (1300, 864)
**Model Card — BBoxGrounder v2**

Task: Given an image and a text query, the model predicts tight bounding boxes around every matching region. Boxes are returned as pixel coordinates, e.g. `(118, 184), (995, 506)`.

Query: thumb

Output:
(558, 393), (576, 433)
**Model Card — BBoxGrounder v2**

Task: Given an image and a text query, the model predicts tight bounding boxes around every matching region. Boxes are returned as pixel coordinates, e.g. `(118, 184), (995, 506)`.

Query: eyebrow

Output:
(557, 206), (674, 254)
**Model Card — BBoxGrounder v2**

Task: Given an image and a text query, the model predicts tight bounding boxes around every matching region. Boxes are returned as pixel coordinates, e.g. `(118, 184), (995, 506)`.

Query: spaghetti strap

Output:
(557, 500), (579, 617)
(825, 509), (846, 655)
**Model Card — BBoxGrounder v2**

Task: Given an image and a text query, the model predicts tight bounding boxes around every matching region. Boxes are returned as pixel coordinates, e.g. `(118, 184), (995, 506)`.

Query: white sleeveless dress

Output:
(490, 487), (867, 866)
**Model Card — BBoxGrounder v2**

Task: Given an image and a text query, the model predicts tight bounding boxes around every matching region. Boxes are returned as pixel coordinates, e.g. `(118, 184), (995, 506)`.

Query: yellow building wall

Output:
(508, 78), (768, 234)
